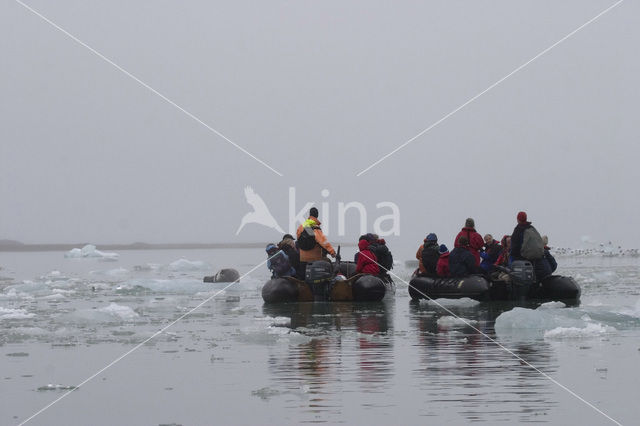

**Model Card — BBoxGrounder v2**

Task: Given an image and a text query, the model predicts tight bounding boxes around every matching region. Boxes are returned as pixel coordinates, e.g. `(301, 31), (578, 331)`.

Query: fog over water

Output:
(1, 0), (638, 254)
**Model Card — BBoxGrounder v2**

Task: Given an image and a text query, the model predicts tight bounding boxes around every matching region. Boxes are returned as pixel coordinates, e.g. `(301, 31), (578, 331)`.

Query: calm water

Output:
(0, 248), (639, 425)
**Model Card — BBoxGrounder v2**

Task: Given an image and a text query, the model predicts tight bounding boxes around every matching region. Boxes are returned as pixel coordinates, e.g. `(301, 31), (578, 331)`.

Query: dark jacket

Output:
(436, 252), (450, 277)
(278, 239), (300, 270)
(267, 250), (296, 278)
(420, 241), (440, 277)
(510, 222), (532, 261)
(480, 241), (502, 271)
(356, 240), (380, 275)
(545, 248), (557, 272)
(449, 247), (480, 277)
(357, 239), (393, 272)
(535, 247), (558, 280)
(455, 227), (484, 265)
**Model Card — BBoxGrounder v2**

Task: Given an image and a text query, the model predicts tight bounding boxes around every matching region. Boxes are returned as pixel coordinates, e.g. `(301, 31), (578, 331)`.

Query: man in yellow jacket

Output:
(296, 208), (336, 268)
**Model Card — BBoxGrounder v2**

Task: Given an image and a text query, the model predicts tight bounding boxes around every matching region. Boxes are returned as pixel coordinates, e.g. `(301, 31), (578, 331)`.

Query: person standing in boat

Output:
(510, 211), (544, 262)
(296, 207), (336, 278)
(449, 236), (482, 277)
(436, 244), (450, 277)
(416, 233), (439, 276)
(480, 234), (502, 271)
(454, 218), (484, 265)
(355, 238), (380, 275)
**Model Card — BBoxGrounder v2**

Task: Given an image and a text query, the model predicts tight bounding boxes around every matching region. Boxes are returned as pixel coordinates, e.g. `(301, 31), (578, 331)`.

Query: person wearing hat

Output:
(265, 243), (296, 278)
(510, 211), (539, 261)
(416, 233), (440, 277)
(278, 233), (300, 276)
(436, 244), (450, 277)
(296, 207), (336, 278)
(454, 218), (484, 266)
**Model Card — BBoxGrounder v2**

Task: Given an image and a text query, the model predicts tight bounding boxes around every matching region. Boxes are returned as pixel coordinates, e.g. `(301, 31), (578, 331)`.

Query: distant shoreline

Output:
(0, 241), (356, 252)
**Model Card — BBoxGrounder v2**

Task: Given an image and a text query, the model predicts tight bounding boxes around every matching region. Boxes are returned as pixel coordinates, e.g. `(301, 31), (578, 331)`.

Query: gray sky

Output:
(1, 0), (637, 257)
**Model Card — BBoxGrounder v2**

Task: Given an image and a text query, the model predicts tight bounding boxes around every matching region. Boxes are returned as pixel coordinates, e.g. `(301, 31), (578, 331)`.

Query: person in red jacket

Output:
(455, 218), (484, 265)
(436, 244), (450, 277)
(356, 239), (380, 275)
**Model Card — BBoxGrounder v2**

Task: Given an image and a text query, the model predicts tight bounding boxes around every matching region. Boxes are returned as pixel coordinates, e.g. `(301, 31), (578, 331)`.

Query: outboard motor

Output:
(509, 260), (536, 301)
(305, 260), (334, 301)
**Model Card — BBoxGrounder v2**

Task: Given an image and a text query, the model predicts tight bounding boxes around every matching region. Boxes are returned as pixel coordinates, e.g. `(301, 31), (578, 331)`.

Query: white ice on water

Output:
(420, 297), (480, 308)
(64, 244), (119, 261)
(436, 316), (479, 328)
(0, 307), (35, 319)
(168, 258), (211, 272)
(494, 303), (617, 341)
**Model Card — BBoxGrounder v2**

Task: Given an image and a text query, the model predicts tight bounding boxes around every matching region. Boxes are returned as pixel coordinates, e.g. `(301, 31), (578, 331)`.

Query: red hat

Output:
(517, 211), (528, 223)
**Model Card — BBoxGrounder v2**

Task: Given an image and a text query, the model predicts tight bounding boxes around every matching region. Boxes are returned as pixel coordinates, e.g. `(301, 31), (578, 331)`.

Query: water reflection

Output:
(409, 300), (558, 422)
(263, 302), (395, 418)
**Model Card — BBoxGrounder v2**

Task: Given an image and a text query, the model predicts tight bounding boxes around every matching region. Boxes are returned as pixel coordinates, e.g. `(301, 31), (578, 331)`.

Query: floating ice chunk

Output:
(168, 258), (211, 272)
(420, 297), (480, 308)
(537, 301), (567, 310)
(37, 384), (77, 391)
(43, 293), (66, 300)
(436, 316), (478, 328)
(69, 303), (139, 322)
(98, 303), (139, 320)
(0, 307), (35, 319)
(118, 278), (210, 294)
(89, 267), (128, 277)
(64, 244), (119, 261)
(544, 323), (615, 339)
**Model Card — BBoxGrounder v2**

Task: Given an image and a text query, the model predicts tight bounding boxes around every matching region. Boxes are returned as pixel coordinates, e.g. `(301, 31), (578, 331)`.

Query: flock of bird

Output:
(552, 243), (639, 258)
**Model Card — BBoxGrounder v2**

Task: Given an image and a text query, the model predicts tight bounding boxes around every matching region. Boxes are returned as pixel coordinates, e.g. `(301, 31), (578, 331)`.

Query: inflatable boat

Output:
(262, 260), (395, 304)
(408, 261), (580, 305)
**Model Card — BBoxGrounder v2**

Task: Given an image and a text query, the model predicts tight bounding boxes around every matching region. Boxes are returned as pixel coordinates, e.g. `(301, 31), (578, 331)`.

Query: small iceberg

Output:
(64, 245), (119, 261)
(168, 258), (211, 272)
(0, 307), (35, 320)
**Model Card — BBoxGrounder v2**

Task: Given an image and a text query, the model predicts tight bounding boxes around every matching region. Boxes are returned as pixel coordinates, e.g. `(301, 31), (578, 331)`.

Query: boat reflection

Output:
(409, 300), (559, 422)
(263, 301), (395, 412)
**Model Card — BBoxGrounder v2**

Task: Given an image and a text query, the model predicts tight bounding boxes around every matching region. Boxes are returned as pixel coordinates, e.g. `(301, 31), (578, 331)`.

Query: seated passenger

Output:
(494, 235), (512, 267)
(449, 236), (481, 277)
(266, 244), (296, 278)
(480, 234), (502, 271)
(542, 236), (558, 273)
(417, 233), (439, 276)
(534, 235), (558, 280)
(436, 244), (450, 277)
(278, 234), (300, 272)
(355, 238), (380, 275)
(369, 234), (394, 273)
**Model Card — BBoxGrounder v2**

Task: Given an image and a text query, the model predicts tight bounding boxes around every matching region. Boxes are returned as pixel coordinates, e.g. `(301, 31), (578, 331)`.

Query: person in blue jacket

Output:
(266, 244), (296, 278)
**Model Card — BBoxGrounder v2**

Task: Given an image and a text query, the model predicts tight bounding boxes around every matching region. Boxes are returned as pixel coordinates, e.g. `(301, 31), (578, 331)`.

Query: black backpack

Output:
(371, 243), (393, 271)
(421, 243), (440, 275)
(297, 227), (317, 251)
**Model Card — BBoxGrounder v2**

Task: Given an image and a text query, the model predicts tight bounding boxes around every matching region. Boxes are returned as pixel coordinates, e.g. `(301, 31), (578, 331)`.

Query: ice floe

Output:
(168, 258), (211, 272)
(0, 307), (35, 319)
(436, 316), (478, 328)
(420, 297), (480, 308)
(64, 244), (119, 261)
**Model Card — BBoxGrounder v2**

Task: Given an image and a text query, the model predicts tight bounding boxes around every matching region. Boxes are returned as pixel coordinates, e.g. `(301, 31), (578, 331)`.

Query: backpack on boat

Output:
(371, 243), (393, 271)
(297, 227), (317, 251)
(421, 244), (440, 275)
(521, 227), (544, 260)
